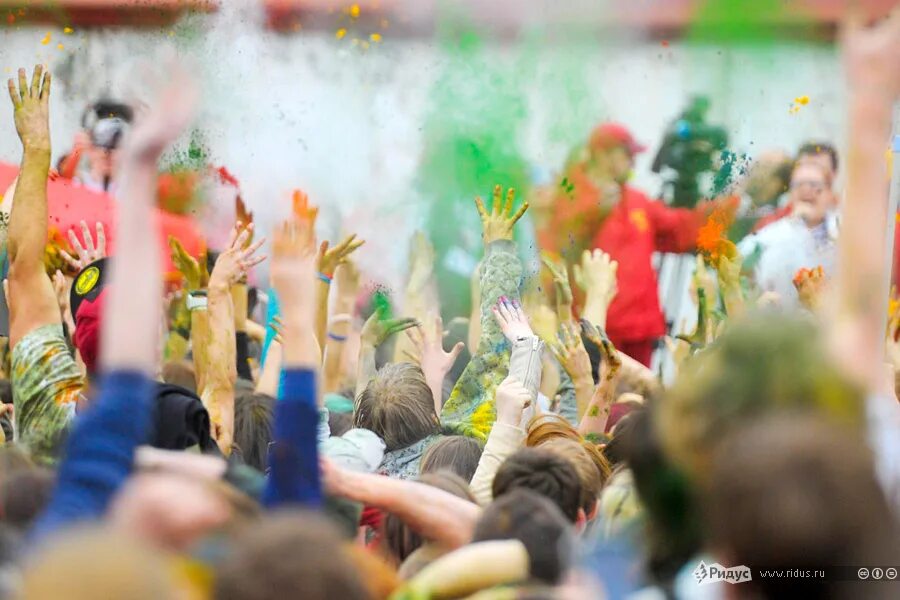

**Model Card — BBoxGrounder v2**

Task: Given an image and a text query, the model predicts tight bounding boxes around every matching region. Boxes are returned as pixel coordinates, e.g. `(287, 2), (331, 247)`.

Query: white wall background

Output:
(0, 2), (845, 306)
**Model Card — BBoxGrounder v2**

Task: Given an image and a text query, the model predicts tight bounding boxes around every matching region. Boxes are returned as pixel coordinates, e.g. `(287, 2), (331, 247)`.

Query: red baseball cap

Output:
(71, 258), (109, 374)
(589, 122), (647, 155)
(73, 289), (105, 375)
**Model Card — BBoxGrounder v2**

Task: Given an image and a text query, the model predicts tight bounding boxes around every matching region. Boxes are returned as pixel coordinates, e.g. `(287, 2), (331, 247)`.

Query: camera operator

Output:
(539, 122), (713, 367)
(61, 100), (133, 193)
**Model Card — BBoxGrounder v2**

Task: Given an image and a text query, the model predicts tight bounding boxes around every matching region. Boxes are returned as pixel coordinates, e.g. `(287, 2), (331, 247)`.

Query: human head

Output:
(214, 511), (369, 600)
(586, 122), (645, 185)
(82, 100), (132, 189)
(658, 313), (864, 487)
(492, 447), (584, 523)
(161, 360), (198, 395)
(420, 435), (483, 481)
(473, 488), (575, 584)
(705, 415), (898, 600)
(232, 392), (275, 472)
(0, 467), (54, 531)
(382, 470), (476, 565)
(537, 438), (604, 519)
(744, 149), (793, 207)
(19, 527), (176, 600)
(354, 362), (438, 451)
(525, 413), (611, 486)
(788, 161), (831, 227)
(797, 141), (838, 180)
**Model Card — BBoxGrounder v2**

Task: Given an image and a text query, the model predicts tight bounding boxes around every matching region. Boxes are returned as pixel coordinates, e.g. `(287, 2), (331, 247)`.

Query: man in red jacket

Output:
(540, 123), (705, 366)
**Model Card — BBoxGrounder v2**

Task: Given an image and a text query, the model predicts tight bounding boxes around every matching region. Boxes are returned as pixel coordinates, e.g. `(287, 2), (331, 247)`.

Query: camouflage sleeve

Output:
(555, 369), (579, 426)
(11, 324), (84, 464)
(441, 240), (523, 440)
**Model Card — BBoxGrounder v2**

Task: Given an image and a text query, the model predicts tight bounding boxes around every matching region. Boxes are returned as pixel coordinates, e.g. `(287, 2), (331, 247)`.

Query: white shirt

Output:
(737, 213), (839, 310)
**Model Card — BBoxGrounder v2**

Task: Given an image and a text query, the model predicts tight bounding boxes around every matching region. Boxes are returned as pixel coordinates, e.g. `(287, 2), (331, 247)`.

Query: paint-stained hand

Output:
(793, 265), (826, 313)
(7, 65), (50, 152)
(549, 321), (592, 385)
(541, 253), (573, 306)
(475, 184), (528, 245)
(318, 234), (364, 278)
(169, 236), (208, 293)
(360, 312), (419, 348)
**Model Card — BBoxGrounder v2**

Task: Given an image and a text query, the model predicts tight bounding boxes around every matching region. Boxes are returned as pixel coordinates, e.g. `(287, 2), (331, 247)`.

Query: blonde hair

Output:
(19, 527), (176, 600)
(354, 363), (438, 451)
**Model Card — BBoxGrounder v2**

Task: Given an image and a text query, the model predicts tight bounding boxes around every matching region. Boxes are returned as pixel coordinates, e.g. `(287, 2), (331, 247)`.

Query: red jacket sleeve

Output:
(646, 200), (704, 254)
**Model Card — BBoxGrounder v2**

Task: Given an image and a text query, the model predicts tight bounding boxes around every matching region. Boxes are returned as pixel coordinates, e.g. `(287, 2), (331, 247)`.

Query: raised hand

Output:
(580, 319), (621, 379)
(360, 311), (419, 348)
(842, 7), (900, 100)
(541, 253), (573, 307)
(491, 296), (534, 343)
(549, 321), (592, 384)
(292, 189), (318, 224)
(125, 62), (198, 162)
(494, 376), (533, 427)
(169, 236), (208, 293)
(474, 184), (528, 245)
(208, 223), (266, 290)
(573, 249), (618, 303)
(7, 65), (51, 152)
(270, 217), (318, 314)
(793, 265), (826, 312)
(60, 220), (106, 273)
(317, 234), (364, 278)
(405, 315), (465, 377)
(713, 240), (742, 287)
(407, 231), (435, 292)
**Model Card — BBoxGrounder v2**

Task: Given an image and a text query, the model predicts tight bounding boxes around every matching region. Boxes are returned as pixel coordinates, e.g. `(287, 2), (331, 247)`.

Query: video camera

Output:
(81, 100), (133, 151)
(651, 96), (728, 208)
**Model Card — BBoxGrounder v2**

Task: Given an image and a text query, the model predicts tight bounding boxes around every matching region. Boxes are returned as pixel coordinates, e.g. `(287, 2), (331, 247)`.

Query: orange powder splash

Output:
(697, 205), (734, 261)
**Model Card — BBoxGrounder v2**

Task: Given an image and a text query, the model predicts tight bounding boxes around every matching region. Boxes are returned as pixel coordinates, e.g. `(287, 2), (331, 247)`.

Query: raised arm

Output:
(541, 253), (574, 326)
(315, 233), (364, 352)
(405, 315), (466, 416)
(550, 322), (594, 420)
(578, 327), (622, 440)
(32, 64), (196, 541)
(441, 186), (528, 439)
(574, 249), (618, 329)
(468, 376), (530, 505)
(323, 459), (481, 549)
(830, 10), (900, 391)
(355, 310), (419, 397)
(6, 66), (59, 350)
(322, 261), (360, 393)
(262, 215), (323, 508)
(394, 232), (439, 363)
(203, 223), (266, 455)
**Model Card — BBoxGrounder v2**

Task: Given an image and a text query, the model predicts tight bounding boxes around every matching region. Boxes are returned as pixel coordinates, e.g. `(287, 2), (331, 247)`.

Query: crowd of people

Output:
(0, 9), (898, 600)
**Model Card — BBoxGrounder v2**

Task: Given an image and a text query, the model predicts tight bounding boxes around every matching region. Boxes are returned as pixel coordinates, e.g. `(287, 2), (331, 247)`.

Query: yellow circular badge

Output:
(75, 266), (100, 296)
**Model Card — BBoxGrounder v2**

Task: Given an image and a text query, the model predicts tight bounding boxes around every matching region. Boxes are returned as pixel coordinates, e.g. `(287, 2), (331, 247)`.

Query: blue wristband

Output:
(327, 331), (348, 342)
(318, 272), (333, 285)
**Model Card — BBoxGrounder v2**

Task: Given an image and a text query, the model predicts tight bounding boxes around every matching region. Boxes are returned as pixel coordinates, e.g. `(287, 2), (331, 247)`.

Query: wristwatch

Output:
(186, 290), (208, 312)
